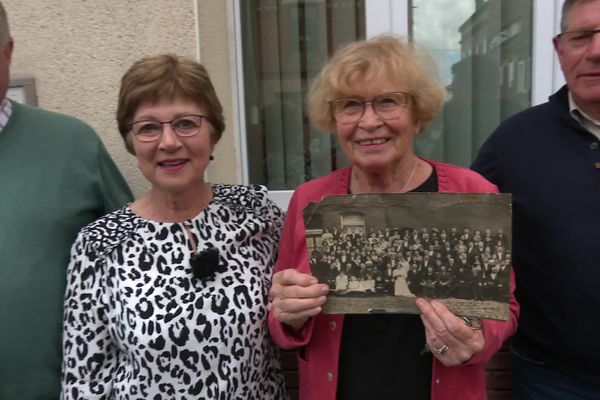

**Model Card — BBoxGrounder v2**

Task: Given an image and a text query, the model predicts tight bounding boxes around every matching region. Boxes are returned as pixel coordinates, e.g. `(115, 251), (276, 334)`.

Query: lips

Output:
(579, 72), (600, 78)
(577, 68), (600, 80)
(157, 159), (188, 170)
(356, 138), (389, 146)
(158, 159), (187, 166)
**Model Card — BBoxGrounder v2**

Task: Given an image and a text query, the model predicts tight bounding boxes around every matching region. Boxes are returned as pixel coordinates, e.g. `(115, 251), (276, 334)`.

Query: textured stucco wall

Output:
(196, 1), (239, 185)
(4, 0), (237, 198)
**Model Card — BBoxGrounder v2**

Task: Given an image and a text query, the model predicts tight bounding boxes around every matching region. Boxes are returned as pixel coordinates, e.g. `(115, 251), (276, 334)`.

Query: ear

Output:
(412, 114), (424, 134)
(209, 138), (216, 157)
(553, 35), (566, 59)
(415, 120), (424, 134)
(3, 37), (13, 64)
(125, 132), (136, 155)
(207, 123), (219, 153)
(553, 36), (566, 71)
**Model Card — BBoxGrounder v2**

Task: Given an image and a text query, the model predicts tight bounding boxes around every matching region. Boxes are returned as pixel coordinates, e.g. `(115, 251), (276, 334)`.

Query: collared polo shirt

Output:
(568, 91), (600, 141)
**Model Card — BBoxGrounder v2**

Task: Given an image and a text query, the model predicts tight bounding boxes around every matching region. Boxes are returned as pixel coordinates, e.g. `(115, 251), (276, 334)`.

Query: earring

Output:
(209, 155), (214, 161)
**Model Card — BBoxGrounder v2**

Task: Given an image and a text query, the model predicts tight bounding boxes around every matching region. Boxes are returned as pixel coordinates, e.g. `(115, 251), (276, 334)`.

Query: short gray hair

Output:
(0, 2), (9, 44)
(560, 0), (591, 32)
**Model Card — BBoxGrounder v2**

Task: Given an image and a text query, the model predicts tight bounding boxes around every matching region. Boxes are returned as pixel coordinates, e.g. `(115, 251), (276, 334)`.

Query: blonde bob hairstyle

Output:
(117, 54), (225, 154)
(308, 34), (446, 133)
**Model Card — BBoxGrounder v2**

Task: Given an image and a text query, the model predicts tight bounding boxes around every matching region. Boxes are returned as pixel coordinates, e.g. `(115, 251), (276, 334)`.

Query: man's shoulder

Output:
(493, 92), (569, 141)
(11, 101), (99, 140)
(498, 101), (556, 130)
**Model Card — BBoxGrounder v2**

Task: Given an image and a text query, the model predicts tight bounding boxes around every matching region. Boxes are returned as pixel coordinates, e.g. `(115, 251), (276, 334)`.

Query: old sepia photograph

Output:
(303, 193), (512, 320)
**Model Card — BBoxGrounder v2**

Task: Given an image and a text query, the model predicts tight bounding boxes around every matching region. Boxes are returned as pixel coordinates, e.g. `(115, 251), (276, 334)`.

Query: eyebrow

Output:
(132, 112), (201, 122)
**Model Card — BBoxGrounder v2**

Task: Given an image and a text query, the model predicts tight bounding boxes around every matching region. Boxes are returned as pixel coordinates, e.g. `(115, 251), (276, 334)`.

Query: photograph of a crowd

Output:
(303, 192), (512, 320)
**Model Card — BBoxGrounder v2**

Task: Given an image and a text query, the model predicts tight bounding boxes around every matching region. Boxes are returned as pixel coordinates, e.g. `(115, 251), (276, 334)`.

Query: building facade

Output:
(8, 0), (564, 205)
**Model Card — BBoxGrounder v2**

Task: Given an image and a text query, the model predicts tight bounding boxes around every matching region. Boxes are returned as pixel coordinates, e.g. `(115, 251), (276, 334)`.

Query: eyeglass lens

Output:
(560, 29), (600, 48)
(332, 92), (410, 123)
(131, 115), (204, 141)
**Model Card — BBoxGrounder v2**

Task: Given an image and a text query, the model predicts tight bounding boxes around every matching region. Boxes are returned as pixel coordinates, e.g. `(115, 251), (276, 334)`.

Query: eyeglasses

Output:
(330, 92), (412, 124)
(129, 114), (207, 142)
(556, 28), (600, 49)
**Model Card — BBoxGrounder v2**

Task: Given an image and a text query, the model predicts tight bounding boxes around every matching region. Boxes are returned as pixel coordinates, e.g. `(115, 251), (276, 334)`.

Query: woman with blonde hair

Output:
(268, 35), (518, 400)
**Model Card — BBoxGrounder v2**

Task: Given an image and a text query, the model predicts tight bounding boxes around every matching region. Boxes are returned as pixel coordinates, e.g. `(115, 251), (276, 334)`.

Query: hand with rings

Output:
(432, 343), (449, 355)
(416, 298), (485, 366)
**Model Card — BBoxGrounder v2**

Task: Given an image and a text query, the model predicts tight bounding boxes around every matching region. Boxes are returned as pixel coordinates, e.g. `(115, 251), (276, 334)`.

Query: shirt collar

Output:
(568, 91), (600, 141)
(0, 97), (12, 134)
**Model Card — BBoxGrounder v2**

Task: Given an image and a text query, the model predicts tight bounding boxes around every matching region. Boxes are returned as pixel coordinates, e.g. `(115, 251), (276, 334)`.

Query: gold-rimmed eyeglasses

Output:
(129, 114), (207, 142)
(556, 28), (600, 49)
(330, 92), (413, 124)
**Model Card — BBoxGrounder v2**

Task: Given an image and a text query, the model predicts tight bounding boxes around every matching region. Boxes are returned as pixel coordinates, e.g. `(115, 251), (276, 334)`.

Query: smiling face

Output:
(554, 0), (600, 110)
(131, 97), (214, 196)
(333, 75), (422, 177)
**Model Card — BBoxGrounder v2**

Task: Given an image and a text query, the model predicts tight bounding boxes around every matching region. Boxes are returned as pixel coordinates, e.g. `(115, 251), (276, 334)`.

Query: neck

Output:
(131, 182), (213, 222)
(350, 156), (425, 194)
(572, 93), (600, 121)
(581, 104), (600, 121)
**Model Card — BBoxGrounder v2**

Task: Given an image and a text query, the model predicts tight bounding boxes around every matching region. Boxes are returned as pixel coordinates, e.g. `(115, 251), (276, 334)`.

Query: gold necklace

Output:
(350, 158), (419, 193)
(399, 158), (419, 192)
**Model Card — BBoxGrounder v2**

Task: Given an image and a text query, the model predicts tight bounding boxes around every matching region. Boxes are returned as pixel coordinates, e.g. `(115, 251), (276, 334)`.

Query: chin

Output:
(354, 158), (395, 173)
(579, 91), (600, 105)
(153, 181), (196, 196)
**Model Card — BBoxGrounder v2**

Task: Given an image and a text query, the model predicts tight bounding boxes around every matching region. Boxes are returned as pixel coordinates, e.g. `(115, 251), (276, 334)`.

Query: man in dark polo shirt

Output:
(472, 0), (600, 397)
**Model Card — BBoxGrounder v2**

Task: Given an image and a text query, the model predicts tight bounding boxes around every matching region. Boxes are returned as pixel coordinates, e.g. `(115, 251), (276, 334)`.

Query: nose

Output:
(158, 123), (182, 150)
(358, 102), (383, 128)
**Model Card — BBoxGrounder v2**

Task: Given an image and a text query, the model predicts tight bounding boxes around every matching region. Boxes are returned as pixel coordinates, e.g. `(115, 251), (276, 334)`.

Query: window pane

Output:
(240, 0), (365, 189)
(411, 0), (533, 166)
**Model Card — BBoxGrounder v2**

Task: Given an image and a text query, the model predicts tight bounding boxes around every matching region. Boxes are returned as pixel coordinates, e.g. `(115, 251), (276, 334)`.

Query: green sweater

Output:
(0, 101), (132, 399)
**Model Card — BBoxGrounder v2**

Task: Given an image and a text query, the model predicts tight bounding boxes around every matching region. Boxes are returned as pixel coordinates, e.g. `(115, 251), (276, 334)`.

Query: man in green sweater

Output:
(0, 2), (133, 398)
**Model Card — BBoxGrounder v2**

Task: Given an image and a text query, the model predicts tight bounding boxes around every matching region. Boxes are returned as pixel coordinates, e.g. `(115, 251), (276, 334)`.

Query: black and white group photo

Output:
(303, 193), (512, 320)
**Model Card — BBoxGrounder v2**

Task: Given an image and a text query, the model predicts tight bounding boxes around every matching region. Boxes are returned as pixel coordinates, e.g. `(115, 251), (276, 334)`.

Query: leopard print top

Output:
(61, 184), (288, 399)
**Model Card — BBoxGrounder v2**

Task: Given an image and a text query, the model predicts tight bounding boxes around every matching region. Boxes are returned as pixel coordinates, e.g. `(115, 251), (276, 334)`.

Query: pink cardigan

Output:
(268, 160), (519, 400)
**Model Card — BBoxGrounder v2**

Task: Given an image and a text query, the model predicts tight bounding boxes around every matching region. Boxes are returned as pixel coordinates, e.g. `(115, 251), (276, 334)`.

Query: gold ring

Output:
(433, 344), (449, 355)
